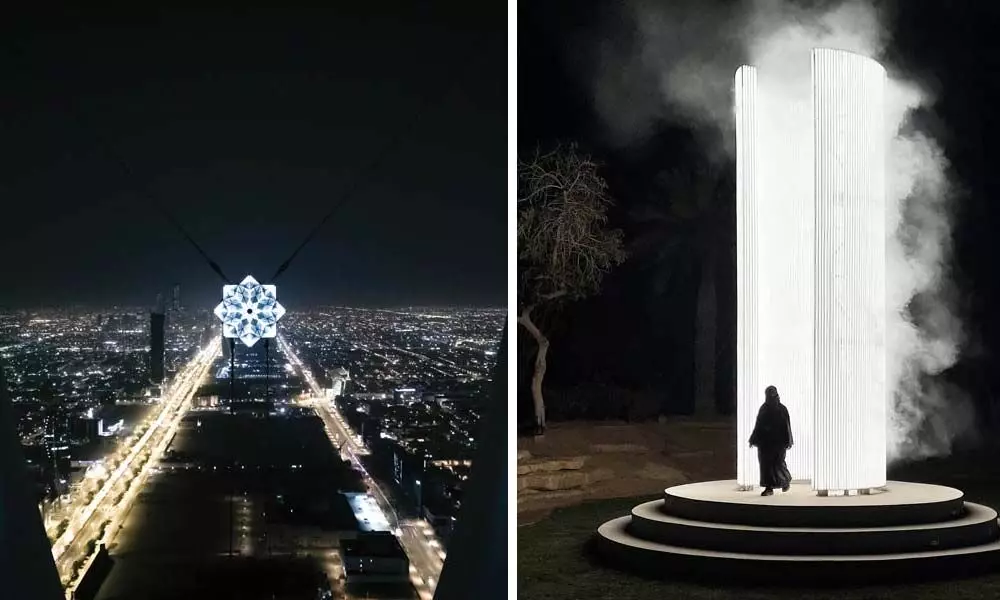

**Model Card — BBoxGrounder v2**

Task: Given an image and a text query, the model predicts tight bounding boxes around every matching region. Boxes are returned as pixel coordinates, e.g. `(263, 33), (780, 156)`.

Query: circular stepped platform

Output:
(663, 480), (965, 527)
(630, 499), (999, 554)
(595, 480), (1000, 584)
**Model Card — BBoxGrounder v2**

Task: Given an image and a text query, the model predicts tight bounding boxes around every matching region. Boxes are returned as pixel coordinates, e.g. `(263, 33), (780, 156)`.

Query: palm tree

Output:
(630, 158), (734, 416)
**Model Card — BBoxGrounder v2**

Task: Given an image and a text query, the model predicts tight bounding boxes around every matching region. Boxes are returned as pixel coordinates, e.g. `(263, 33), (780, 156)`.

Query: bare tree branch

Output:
(517, 143), (626, 309)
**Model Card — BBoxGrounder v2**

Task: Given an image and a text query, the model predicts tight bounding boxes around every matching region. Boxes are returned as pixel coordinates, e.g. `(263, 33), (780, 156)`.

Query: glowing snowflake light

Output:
(213, 275), (286, 347)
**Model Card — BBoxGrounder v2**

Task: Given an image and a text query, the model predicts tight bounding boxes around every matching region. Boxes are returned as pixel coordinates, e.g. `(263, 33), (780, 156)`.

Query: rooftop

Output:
(341, 532), (407, 559)
(343, 492), (393, 532)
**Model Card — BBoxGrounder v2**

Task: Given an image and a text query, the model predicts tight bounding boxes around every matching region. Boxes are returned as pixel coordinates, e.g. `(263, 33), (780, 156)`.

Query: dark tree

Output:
(631, 157), (734, 415)
(518, 144), (625, 433)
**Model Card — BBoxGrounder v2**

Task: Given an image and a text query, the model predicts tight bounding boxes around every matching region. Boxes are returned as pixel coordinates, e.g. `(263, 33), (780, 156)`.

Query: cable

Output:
(229, 339), (237, 409)
(153, 204), (231, 283)
(228, 337), (236, 558)
(110, 157), (232, 284)
(268, 66), (469, 283)
(263, 337), (271, 559)
(64, 95), (234, 286)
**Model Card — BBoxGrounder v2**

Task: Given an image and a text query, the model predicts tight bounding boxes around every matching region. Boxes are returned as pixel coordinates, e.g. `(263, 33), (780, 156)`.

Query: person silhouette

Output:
(748, 385), (793, 496)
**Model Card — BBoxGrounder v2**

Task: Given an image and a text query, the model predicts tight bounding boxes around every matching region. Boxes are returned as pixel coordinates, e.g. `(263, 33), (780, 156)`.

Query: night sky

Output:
(0, 3), (505, 310)
(520, 1), (1000, 405)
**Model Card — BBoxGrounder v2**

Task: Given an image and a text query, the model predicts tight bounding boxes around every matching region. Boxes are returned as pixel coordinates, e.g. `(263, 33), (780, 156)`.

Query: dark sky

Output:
(0, 3), (506, 310)
(520, 0), (1000, 397)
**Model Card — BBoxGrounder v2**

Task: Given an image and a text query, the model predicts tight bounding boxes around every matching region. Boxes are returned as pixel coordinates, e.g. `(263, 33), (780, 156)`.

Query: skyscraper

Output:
(172, 283), (181, 312)
(150, 305), (165, 385)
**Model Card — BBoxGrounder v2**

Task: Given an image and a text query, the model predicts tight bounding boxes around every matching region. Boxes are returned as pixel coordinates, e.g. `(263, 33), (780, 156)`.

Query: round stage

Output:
(595, 480), (1000, 584)
(664, 480), (965, 527)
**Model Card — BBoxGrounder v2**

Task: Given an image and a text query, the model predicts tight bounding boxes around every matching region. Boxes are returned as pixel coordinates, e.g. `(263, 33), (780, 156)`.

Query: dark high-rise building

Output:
(220, 336), (268, 360)
(71, 417), (100, 442)
(172, 283), (181, 312)
(150, 311), (165, 384)
(201, 323), (214, 346)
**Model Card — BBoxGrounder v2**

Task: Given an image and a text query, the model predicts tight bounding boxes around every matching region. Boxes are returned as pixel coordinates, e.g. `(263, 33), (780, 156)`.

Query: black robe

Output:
(749, 400), (793, 489)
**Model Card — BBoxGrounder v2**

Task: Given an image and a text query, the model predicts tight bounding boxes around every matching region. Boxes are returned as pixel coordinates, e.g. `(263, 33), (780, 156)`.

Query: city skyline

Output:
(0, 2), (507, 599)
(1, 303), (501, 597)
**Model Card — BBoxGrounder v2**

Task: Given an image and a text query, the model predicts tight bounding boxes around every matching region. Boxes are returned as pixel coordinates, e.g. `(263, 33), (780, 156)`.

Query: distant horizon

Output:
(0, 303), (508, 312)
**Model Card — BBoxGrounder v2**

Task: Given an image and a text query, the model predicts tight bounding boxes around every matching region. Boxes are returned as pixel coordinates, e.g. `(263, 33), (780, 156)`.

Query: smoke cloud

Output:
(585, 0), (972, 462)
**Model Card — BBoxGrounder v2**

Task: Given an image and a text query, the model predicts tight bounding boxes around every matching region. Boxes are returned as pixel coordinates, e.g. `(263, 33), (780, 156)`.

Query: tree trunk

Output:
(518, 306), (549, 434)
(694, 253), (717, 416)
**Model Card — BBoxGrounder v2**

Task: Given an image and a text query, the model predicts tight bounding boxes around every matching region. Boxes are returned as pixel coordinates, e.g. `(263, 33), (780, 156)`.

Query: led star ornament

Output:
(213, 275), (286, 347)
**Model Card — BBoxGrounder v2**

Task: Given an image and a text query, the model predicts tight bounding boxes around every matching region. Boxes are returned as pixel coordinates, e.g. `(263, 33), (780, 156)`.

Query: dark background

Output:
(0, 3), (506, 309)
(518, 0), (1000, 421)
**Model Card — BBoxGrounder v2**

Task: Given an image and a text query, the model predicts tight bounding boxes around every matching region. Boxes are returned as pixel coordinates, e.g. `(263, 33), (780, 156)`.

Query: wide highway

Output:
(55, 339), (220, 592)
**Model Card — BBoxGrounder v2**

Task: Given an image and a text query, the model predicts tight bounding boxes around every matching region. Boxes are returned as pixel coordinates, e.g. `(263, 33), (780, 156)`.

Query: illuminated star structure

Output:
(213, 275), (286, 347)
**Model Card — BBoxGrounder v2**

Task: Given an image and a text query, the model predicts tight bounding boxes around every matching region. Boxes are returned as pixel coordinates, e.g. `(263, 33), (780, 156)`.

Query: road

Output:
(55, 339), (220, 593)
(277, 335), (445, 600)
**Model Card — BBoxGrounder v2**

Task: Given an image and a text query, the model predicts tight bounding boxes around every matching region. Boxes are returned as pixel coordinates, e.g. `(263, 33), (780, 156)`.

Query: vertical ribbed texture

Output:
(811, 48), (887, 492)
(734, 66), (759, 488)
(736, 62), (814, 487)
(757, 62), (815, 483)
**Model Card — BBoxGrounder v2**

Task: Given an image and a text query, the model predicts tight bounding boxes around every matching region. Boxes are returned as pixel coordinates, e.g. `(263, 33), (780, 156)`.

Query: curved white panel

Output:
(735, 61), (815, 487)
(734, 65), (759, 488)
(811, 48), (887, 492)
(757, 58), (815, 483)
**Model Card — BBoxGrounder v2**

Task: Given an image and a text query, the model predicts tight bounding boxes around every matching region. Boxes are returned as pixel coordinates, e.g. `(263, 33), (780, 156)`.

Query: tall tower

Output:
(172, 283), (181, 312)
(735, 48), (887, 494)
(150, 294), (165, 385)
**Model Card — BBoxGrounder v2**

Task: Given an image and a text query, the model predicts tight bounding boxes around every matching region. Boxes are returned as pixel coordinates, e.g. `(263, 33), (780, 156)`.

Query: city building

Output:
(149, 310), (165, 384)
(327, 366), (350, 399)
(97, 417), (124, 437)
(340, 531), (410, 584)
(343, 493), (392, 533)
(171, 283), (181, 312)
(71, 416), (100, 442)
(392, 388), (419, 403)
(422, 499), (457, 540)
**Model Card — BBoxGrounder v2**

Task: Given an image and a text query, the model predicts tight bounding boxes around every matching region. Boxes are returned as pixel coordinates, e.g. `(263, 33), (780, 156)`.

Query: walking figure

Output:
(749, 385), (793, 496)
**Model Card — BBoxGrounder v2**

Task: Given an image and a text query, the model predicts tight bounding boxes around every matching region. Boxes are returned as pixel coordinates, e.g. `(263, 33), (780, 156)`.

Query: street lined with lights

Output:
(52, 331), (446, 596)
(278, 335), (444, 599)
(53, 339), (220, 590)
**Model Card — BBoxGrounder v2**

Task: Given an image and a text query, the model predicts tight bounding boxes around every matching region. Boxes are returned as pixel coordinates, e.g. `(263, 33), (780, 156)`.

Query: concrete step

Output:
(595, 515), (1000, 584)
(663, 480), (966, 527)
(629, 499), (1000, 555)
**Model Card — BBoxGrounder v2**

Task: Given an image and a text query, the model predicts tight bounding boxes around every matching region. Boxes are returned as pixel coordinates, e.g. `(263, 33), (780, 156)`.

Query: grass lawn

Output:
(517, 454), (1000, 600)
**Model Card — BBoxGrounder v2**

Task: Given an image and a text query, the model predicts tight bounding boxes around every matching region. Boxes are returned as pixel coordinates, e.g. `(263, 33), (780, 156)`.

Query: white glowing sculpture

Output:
(735, 61), (816, 488)
(213, 275), (286, 347)
(735, 48), (886, 493)
(734, 65), (761, 490)
(811, 49), (887, 492)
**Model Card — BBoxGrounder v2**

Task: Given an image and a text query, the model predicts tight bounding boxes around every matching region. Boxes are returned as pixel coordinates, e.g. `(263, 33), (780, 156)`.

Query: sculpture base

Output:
(595, 480), (1000, 585)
